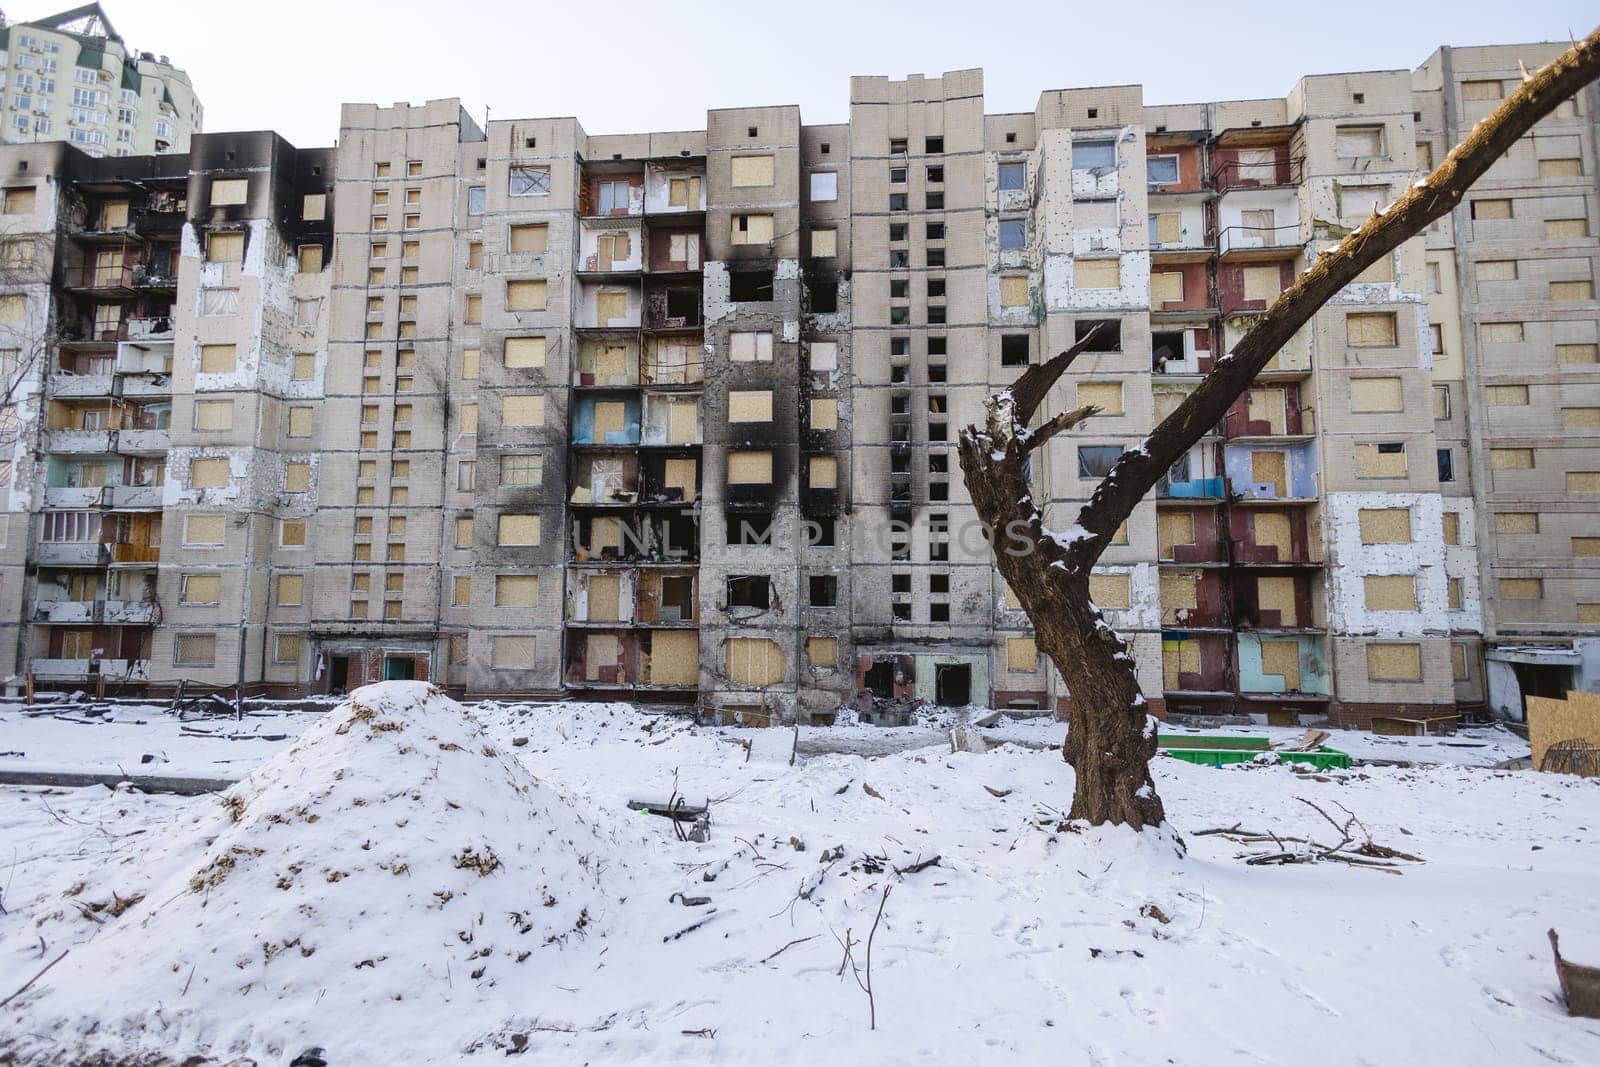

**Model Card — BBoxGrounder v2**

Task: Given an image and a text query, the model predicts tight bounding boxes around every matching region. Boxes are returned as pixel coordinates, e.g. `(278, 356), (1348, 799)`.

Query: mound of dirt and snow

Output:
(2, 681), (637, 1064)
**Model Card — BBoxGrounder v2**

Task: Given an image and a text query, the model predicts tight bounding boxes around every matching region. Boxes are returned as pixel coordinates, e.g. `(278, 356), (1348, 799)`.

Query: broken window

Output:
(1335, 125), (1384, 159)
(731, 212), (774, 244)
(999, 219), (1026, 249)
(1072, 141), (1116, 171)
(1075, 318), (1121, 351)
(729, 270), (774, 302)
(811, 280), (839, 313)
(810, 172), (838, 202)
(727, 511), (773, 545)
(727, 575), (772, 610)
(889, 193), (908, 211)
(926, 192), (944, 209)
(508, 166), (551, 197)
(998, 162), (1025, 191)
(890, 138), (907, 154)
(1437, 448), (1455, 483)
(1078, 444), (1123, 478)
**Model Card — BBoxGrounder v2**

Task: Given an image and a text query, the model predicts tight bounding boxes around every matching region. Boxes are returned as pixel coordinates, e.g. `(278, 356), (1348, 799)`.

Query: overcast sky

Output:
(80, 0), (1597, 147)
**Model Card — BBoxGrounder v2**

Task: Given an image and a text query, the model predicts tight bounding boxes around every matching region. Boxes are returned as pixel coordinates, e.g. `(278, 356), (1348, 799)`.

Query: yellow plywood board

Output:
(1260, 640), (1301, 691)
(594, 345), (627, 379)
(1355, 443), (1407, 477)
(1442, 512), (1461, 545)
(1251, 450), (1287, 497)
(593, 401), (626, 437)
(587, 574), (622, 620)
(1248, 388), (1287, 433)
(649, 631), (699, 685)
(1089, 573), (1131, 609)
(1078, 382), (1124, 415)
(664, 458), (697, 498)
(1006, 637), (1037, 672)
(729, 451), (772, 484)
(729, 390), (773, 422)
(667, 400), (698, 444)
(726, 637), (784, 685)
(1258, 575), (1299, 624)
(1242, 265), (1281, 302)
(1364, 574), (1417, 611)
(1527, 691), (1600, 774)
(1367, 643), (1422, 681)
(1351, 376), (1404, 412)
(1254, 512), (1292, 557)
(1358, 507), (1411, 544)
(1157, 511), (1195, 559)
(1160, 573), (1199, 616)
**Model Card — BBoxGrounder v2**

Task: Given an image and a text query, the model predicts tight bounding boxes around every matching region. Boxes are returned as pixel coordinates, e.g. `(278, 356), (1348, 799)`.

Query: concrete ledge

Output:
(0, 769), (237, 795)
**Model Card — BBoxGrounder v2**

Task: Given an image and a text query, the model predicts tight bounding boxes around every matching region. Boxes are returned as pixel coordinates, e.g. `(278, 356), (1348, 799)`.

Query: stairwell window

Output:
(508, 166), (550, 197)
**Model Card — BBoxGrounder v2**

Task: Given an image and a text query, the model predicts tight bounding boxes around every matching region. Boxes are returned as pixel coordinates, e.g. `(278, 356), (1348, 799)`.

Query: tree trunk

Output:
(959, 27), (1600, 829)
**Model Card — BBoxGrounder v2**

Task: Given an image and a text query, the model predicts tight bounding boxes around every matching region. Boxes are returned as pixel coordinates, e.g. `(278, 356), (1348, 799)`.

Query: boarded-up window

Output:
(1489, 448), (1535, 470)
(181, 574), (221, 604)
(1350, 377), (1403, 413)
(507, 279), (547, 311)
(1568, 472), (1600, 492)
(593, 400), (626, 438)
(1573, 537), (1600, 557)
(648, 631), (698, 684)
(1000, 276), (1029, 308)
(1335, 126), (1383, 158)
(725, 637), (785, 684)
(1495, 512), (1539, 534)
(455, 517), (473, 549)
(668, 177), (702, 207)
(730, 155), (775, 187)
(729, 390), (773, 422)
(1153, 212), (1181, 244)
(596, 290), (628, 323)
(1367, 643), (1422, 681)
(1242, 265), (1282, 302)
(1259, 640), (1301, 690)
(810, 397), (839, 430)
(298, 245), (323, 272)
(497, 514), (541, 545)
(210, 179), (249, 206)
(1581, 604), (1600, 623)
(1257, 575), (1299, 624)
(1557, 343), (1598, 365)
(586, 574), (621, 620)
(664, 457), (697, 499)
(280, 520), (307, 547)
(1563, 407), (1600, 429)
(459, 404), (479, 433)
(207, 232), (244, 263)
(667, 400), (698, 444)
(1443, 512), (1461, 545)
(1089, 573), (1131, 609)
(810, 456), (838, 489)
(199, 344), (237, 373)
(503, 395), (544, 426)
(729, 451), (772, 484)
(1358, 507), (1411, 544)
(1540, 158), (1584, 178)
(1552, 280), (1595, 301)
(1076, 259), (1120, 289)
(184, 514), (226, 545)
(284, 463), (310, 491)
(1077, 381), (1124, 415)
(1355, 443), (1407, 477)
(1364, 575), (1417, 611)
(1151, 271), (1184, 303)
(2, 187), (37, 214)
(175, 634), (217, 666)
(1447, 578), (1464, 611)
(808, 636), (838, 668)
(1477, 259), (1517, 281)
(730, 214), (775, 245)
(491, 635), (536, 668)
(1486, 384), (1529, 405)
(1157, 511), (1194, 558)
(1006, 637), (1037, 672)
(1251, 451), (1287, 497)
(495, 574), (538, 607)
(504, 337), (546, 368)
(1355, 253), (1394, 284)
(1160, 573), (1199, 619)
(274, 634), (303, 664)
(276, 574), (303, 606)
(190, 457), (229, 488)
(194, 400), (233, 431)
(1501, 578), (1544, 599)
(1461, 79), (1503, 100)
(509, 223), (548, 253)
(1480, 322), (1523, 343)
(1347, 312), (1397, 347)
(1472, 198), (1513, 220)
(812, 228), (838, 257)
(729, 331), (773, 362)
(0, 294), (24, 322)
(287, 407), (313, 437)
(292, 354), (316, 380)
(1547, 219), (1590, 239)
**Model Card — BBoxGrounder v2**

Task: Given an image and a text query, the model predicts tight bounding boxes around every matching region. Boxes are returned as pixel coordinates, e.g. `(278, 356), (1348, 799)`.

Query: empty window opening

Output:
(727, 512), (774, 545)
(809, 575), (837, 606)
(936, 664), (971, 705)
(729, 270), (774, 301)
(727, 575), (772, 610)
(1076, 319), (1122, 351)
(811, 280), (839, 313)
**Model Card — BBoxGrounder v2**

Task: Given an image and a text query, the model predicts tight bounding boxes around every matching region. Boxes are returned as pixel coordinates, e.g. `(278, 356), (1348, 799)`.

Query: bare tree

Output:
(959, 28), (1600, 829)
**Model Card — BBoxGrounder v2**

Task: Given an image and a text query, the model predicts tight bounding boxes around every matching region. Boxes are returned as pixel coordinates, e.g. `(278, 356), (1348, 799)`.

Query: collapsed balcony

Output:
(570, 511), (698, 564)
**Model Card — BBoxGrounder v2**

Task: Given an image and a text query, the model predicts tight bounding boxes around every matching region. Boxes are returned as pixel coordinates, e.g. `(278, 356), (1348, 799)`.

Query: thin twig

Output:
(0, 950), (68, 1008)
(761, 935), (817, 964)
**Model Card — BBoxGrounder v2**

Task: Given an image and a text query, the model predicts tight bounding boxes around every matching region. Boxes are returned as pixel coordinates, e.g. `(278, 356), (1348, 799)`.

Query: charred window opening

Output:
(1001, 334), (1030, 366)
(810, 279), (838, 313)
(926, 166), (944, 183)
(890, 365), (909, 384)
(807, 516), (836, 546)
(727, 511), (774, 545)
(666, 288), (699, 321)
(930, 575), (950, 594)
(893, 574), (911, 594)
(892, 453), (911, 474)
(809, 575), (838, 606)
(929, 481), (949, 501)
(925, 137), (944, 153)
(930, 604), (951, 623)
(892, 602), (913, 621)
(1152, 330), (1185, 370)
(865, 661), (895, 698)
(659, 575), (695, 620)
(727, 575), (772, 610)
(890, 279), (909, 299)
(729, 269), (774, 302)
(927, 278), (946, 298)
(927, 337), (947, 356)
(891, 395), (910, 415)
(1076, 318), (1122, 351)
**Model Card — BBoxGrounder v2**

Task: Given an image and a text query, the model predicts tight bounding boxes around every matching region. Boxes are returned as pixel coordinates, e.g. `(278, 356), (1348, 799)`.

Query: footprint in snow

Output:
(1280, 978), (1340, 1017)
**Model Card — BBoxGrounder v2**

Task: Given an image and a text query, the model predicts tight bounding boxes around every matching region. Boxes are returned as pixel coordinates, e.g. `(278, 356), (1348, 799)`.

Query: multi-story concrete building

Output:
(0, 4), (201, 157)
(1, 42), (1595, 726)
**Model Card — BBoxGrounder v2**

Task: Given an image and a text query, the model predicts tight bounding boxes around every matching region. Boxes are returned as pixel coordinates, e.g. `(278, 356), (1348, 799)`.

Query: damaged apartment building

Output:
(0, 41), (1596, 728)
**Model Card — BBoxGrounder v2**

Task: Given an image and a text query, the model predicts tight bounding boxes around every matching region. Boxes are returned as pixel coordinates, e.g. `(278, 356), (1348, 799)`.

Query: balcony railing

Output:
(1211, 156), (1305, 193)
(1217, 223), (1304, 258)
(111, 542), (161, 564)
(29, 658), (151, 681)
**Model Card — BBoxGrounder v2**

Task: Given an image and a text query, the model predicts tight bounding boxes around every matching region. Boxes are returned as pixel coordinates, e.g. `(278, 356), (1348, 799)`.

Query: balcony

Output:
(115, 428), (170, 454)
(1218, 222), (1304, 261)
(107, 484), (164, 509)
(1210, 153), (1304, 194)
(119, 375), (172, 398)
(35, 542), (111, 566)
(111, 542), (161, 564)
(45, 429), (115, 454)
(42, 486), (108, 508)
(29, 658), (151, 682)
(34, 599), (100, 623)
(66, 264), (139, 295)
(126, 316), (174, 341)
(104, 599), (158, 624)
(48, 373), (116, 398)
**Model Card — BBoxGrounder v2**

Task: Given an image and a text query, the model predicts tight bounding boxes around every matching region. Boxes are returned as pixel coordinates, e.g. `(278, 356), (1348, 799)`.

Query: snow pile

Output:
(2, 682), (631, 1064)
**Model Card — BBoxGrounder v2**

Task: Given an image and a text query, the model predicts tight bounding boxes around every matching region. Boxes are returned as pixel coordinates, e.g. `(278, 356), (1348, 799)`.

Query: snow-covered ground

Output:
(1, 686), (1596, 1065)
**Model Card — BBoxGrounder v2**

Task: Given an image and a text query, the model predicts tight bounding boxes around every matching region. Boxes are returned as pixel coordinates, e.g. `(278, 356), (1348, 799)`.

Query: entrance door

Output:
(864, 661), (894, 699)
(328, 655), (350, 694)
(383, 656), (416, 681)
(936, 664), (972, 707)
